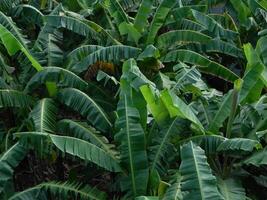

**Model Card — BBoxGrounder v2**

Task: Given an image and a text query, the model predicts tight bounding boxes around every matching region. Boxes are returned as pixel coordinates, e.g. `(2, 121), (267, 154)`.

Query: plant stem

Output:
(226, 89), (239, 138)
(5, 122), (25, 151)
(222, 155), (229, 178)
(209, 157), (221, 174)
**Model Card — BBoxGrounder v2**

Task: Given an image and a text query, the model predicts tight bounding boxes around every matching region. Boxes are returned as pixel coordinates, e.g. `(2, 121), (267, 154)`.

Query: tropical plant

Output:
(0, 0), (267, 199)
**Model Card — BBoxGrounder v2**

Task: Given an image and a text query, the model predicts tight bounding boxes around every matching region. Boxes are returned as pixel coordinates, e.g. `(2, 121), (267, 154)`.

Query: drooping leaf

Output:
(256, 35), (267, 66)
(0, 17), (56, 95)
(11, 5), (44, 27)
(0, 89), (34, 108)
(191, 9), (238, 40)
(44, 15), (99, 39)
(205, 39), (244, 58)
(122, 59), (155, 90)
(179, 135), (226, 155)
(57, 119), (117, 156)
(229, 0), (251, 28)
(24, 67), (88, 93)
(42, 181), (107, 200)
(66, 45), (104, 66)
(97, 70), (119, 86)
(162, 49), (239, 82)
(0, 0), (22, 13)
(119, 22), (142, 44)
(57, 88), (112, 133)
(16, 132), (122, 172)
(243, 148), (267, 167)
(156, 30), (211, 50)
(171, 5), (207, 22)
(69, 45), (141, 74)
(7, 185), (43, 200)
(0, 143), (28, 199)
(8, 181), (107, 200)
(82, 19), (121, 45)
(217, 138), (261, 155)
(0, 24), (42, 71)
(0, 11), (29, 45)
(137, 45), (160, 61)
(46, 31), (63, 67)
(240, 67), (263, 104)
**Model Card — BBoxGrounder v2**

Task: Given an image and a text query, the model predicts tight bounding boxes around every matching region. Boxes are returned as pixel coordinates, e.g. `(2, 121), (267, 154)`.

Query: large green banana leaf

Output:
(180, 135), (226, 155)
(0, 143), (28, 199)
(243, 147), (267, 167)
(208, 90), (233, 133)
(57, 119), (117, 156)
(24, 67), (88, 93)
(171, 5), (207, 22)
(0, 0), (21, 13)
(240, 43), (266, 103)
(57, 88), (112, 133)
(134, 0), (154, 33)
(217, 178), (246, 200)
(0, 89), (34, 108)
(205, 39), (244, 58)
(0, 23), (57, 96)
(0, 11), (29, 45)
(217, 138), (261, 155)
(140, 85), (169, 126)
(115, 61), (148, 197)
(162, 49), (239, 82)
(11, 5), (44, 27)
(69, 45), (141, 74)
(179, 141), (223, 200)
(160, 90), (204, 132)
(66, 45), (104, 66)
(163, 173), (182, 200)
(0, 24), (42, 71)
(8, 181), (107, 200)
(105, 0), (130, 25)
(191, 9), (238, 40)
(156, 30), (211, 50)
(16, 132), (121, 172)
(146, 0), (176, 44)
(149, 117), (186, 173)
(43, 15), (99, 41)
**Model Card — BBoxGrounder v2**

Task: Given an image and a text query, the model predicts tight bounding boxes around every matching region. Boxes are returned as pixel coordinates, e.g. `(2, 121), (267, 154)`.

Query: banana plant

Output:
(0, 0), (266, 200)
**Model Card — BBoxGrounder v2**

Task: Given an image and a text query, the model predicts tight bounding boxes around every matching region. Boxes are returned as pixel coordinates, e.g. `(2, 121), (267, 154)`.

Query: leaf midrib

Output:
(124, 94), (136, 196)
(40, 99), (45, 132)
(190, 143), (204, 200)
(72, 88), (112, 127)
(64, 120), (118, 160)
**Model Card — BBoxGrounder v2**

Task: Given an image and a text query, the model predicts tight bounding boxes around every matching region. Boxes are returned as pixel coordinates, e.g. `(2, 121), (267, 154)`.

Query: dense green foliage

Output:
(0, 0), (267, 199)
